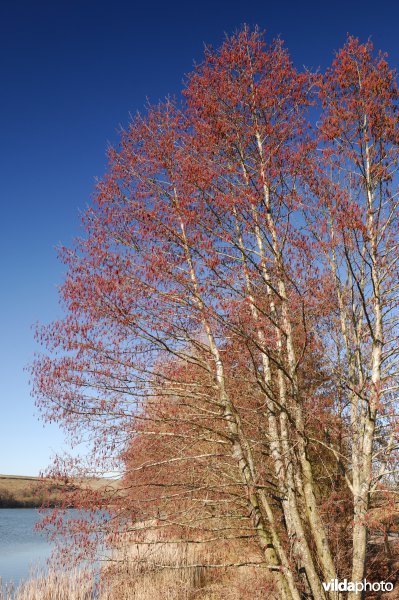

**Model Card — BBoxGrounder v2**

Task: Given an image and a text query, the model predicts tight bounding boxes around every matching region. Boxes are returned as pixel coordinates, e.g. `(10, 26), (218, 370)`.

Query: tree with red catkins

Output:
(32, 28), (399, 600)
(315, 36), (399, 598)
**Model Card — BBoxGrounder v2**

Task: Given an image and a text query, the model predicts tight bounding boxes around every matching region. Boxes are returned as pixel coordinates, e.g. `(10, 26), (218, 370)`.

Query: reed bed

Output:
(0, 569), (94, 600)
(100, 524), (275, 600)
(102, 537), (212, 599)
(0, 527), (274, 599)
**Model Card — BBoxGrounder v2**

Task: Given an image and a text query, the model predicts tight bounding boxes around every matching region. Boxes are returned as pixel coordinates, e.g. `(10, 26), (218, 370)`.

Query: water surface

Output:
(0, 509), (52, 584)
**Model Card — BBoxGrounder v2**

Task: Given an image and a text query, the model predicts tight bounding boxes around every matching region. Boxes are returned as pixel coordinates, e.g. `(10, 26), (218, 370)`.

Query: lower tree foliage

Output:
(32, 28), (399, 599)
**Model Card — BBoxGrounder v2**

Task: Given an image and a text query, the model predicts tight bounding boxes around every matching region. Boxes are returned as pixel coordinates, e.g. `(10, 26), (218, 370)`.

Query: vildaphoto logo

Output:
(322, 579), (393, 593)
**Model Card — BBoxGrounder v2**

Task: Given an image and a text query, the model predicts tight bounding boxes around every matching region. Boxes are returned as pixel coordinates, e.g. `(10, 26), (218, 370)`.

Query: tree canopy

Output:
(32, 28), (399, 599)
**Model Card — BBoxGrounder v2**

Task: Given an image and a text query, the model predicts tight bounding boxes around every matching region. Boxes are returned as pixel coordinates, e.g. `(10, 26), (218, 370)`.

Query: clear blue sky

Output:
(0, 0), (397, 475)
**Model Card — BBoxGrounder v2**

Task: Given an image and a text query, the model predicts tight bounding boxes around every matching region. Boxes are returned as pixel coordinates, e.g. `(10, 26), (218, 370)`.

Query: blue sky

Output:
(0, 0), (398, 475)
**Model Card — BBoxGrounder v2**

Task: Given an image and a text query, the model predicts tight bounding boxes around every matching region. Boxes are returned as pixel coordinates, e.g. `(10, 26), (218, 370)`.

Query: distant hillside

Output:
(0, 474), (117, 508)
(0, 474), (74, 508)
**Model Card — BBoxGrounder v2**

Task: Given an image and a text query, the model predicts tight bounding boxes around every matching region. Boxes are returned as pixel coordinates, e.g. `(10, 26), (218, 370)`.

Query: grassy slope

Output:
(0, 474), (116, 508)
(0, 475), (50, 507)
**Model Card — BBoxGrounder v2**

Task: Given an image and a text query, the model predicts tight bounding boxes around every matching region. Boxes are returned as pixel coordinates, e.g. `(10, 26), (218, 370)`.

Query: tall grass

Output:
(102, 536), (212, 599)
(100, 525), (276, 599)
(0, 531), (275, 599)
(0, 569), (94, 600)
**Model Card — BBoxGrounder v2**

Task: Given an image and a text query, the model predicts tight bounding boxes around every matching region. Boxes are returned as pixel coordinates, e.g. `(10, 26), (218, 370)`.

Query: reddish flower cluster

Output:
(32, 28), (399, 599)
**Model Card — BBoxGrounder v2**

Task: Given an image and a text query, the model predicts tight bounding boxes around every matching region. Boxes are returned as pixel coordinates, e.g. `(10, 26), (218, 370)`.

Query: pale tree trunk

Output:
(253, 132), (338, 594)
(349, 140), (382, 599)
(175, 196), (300, 600)
(234, 208), (326, 599)
(233, 131), (339, 597)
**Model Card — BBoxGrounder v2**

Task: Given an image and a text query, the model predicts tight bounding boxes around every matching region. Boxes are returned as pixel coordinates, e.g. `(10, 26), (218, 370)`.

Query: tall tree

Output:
(317, 37), (399, 597)
(32, 29), (399, 599)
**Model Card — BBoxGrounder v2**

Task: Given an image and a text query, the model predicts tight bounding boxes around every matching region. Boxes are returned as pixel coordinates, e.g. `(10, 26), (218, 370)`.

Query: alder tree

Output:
(32, 28), (399, 599)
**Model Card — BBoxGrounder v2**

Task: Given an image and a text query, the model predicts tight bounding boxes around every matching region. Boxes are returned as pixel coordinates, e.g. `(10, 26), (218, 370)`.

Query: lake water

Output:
(0, 509), (53, 584)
